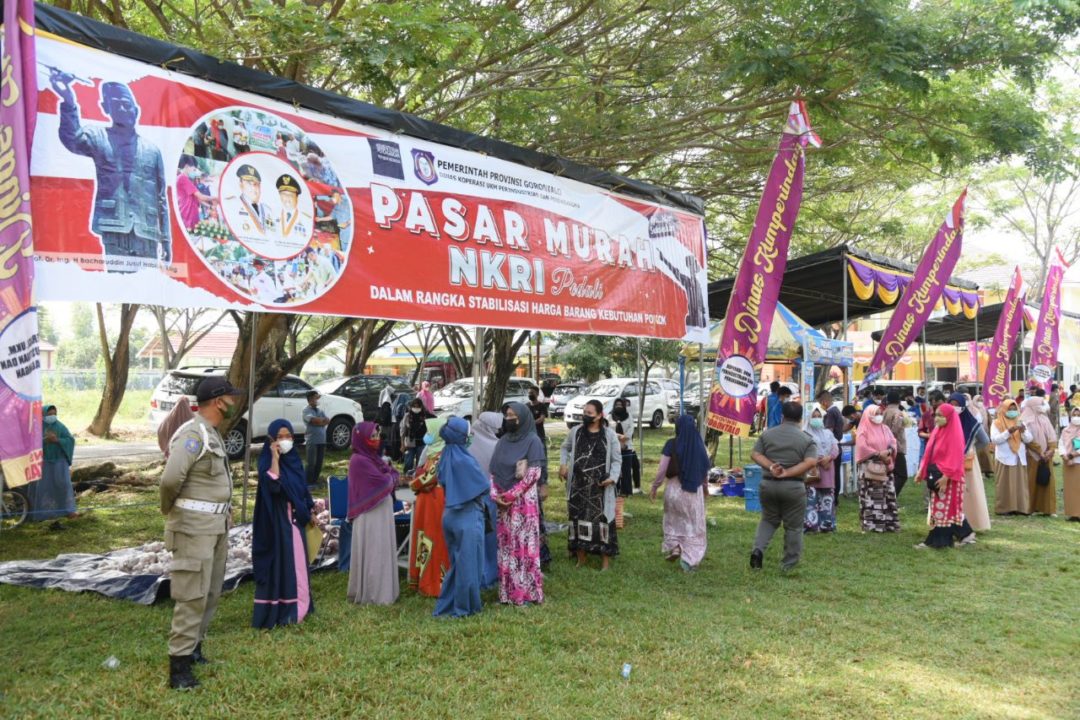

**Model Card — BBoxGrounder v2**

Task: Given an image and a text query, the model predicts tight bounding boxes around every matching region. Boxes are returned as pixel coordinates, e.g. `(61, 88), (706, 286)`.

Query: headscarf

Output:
(417, 381), (435, 413)
(157, 401), (195, 457)
(437, 416), (491, 508)
(803, 403), (838, 460)
(468, 411), (503, 475)
(918, 403), (966, 481)
(667, 414), (709, 494)
(377, 384), (393, 408)
(489, 401), (545, 491)
(993, 398), (1023, 454)
(948, 393), (981, 451)
(1059, 407), (1080, 456)
(347, 421), (398, 520)
(41, 404), (75, 465)
(1020, 396), (1057, 450)
(969, 394), (987, 424)
(255, 419), (313, 526)
(855, 404), (895, 463)
(417, 413), (449, 469)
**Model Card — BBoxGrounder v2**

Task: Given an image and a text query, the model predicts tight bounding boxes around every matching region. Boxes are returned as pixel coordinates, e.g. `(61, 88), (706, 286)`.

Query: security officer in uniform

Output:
(160, 377), (243, 690)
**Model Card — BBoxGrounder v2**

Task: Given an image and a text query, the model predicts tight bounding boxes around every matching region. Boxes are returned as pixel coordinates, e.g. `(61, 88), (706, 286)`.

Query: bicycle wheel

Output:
(1, 488), (29, 530)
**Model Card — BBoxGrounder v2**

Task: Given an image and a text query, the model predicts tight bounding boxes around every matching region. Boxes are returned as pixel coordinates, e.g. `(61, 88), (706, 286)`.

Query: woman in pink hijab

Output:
(915, 403), (975, 548)
(854, 404), (900, 533)
(1020, 396), (1058, 515)
(417, 380), (435, 414)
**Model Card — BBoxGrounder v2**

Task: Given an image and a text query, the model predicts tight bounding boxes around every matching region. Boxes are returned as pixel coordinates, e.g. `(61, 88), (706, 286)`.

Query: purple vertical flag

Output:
(0, 0), (42, 489)
(861, 191), (966, 388)
(983, 267), (1026, 409)
(1028, 247), (1066, 390)
(707, 101), (819, 436)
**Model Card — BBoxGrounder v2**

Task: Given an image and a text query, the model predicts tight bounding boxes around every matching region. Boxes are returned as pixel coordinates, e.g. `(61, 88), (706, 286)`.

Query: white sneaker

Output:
(960, 534), (977, 545)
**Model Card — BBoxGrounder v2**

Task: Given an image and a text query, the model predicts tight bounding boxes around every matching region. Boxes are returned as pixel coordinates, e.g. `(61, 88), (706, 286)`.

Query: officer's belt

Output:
(174, 498), (231, 514)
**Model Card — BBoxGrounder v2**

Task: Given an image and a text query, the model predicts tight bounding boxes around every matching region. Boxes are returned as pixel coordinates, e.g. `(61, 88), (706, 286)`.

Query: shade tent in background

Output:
(707, 244), (980, 329)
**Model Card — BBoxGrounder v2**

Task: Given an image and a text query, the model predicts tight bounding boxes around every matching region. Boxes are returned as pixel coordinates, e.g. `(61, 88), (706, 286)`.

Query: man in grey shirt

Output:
(750, 401), (818, 572)
(302, 391), (330, 486)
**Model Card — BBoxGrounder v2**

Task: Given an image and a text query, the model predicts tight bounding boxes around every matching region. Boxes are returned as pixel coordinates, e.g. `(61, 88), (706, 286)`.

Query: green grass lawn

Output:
(1, 428), (1078, 719)
(40, 386), (154, 441)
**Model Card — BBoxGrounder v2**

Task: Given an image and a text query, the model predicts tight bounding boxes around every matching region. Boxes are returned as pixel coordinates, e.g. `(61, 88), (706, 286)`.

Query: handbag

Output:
(925, 463), (942, 493)
(1035, 459), (1051, 487)
(860, 459), (888, 482)
(304, 521), (322, 566)
(805, 463), (820, 480)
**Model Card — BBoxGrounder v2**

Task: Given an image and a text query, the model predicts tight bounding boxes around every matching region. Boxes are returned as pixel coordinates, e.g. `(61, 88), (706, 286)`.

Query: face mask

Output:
(1005, 410), (1019, 419)
(423, 433), (435, 446)
(365, 436), (380, 449)
(611, 408), (629, 422)
(809, 418), (824, 429)
(871, 415), (884, 425)
(220, 400), (238, 420)
(411, 407), (422, 414)
(1071, 417), (1080, 426)
(277, 439), (293, 454)
(185, 166), (199, 179)
(582, 415), (598, 425)
(934, 416), (947, 428)
(503, 419), (518, 434)
(44, 415), (58, 425)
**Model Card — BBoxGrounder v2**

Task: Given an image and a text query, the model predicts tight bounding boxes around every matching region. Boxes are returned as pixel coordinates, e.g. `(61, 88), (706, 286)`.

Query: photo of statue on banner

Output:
(46, 69), (172, 275)
(175, 108), (350, 306)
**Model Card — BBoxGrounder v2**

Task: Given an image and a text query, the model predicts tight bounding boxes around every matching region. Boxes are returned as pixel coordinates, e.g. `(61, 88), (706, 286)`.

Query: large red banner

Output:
(29, 32), (709, 341)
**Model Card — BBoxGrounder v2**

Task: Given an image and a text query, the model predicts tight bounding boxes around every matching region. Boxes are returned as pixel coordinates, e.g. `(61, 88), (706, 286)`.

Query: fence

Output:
(41, 370), (164, 392)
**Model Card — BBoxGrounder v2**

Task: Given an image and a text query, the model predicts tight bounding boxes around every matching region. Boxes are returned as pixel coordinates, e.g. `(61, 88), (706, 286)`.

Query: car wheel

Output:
(650, 409), (664, 429)
(224, 422), (247, 460)
(327, 417), (354, 452)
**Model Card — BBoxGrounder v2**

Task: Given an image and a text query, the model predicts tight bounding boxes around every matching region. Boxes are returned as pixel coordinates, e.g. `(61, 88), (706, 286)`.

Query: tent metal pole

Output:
(636, 338), (644, 464)
(472, 326), (484, 414)
(699, 344), (706, 439)
(921, 327), (928, 393)
(241, 311), (257, 524)
(841, 250), (850, 406)
(956, 342), (961, 382)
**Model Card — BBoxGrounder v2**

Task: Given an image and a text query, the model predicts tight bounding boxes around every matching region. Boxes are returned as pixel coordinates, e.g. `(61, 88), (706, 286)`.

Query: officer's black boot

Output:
(168, 655), (199, 690)
(192, 642), (210, 665)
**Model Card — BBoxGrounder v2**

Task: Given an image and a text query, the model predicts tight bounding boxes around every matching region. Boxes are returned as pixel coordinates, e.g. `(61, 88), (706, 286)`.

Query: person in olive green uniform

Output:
(160, 377), (243, 690)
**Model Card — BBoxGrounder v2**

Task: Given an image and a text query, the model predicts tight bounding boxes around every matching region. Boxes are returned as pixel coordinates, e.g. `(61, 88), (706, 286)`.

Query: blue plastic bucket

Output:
(742, 464), (763, 492)
(744, 487), (761, 513)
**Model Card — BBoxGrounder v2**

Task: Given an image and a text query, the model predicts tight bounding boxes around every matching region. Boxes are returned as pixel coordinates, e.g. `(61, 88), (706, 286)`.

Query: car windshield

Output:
(160, 374), (207, 396)
(553, 385), (579, 397)
(437, 381), (474, 398)
(315, 377), (347, 394)
(584, 382), (621, 397)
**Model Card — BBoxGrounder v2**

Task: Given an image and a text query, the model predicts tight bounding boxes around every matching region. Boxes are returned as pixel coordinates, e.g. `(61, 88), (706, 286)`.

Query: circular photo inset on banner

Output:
(716, 355), (756, 398)
(173, 107), (353, 307)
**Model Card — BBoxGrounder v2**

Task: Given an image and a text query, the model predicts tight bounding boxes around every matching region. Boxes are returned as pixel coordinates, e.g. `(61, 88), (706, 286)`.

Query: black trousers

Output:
(892, 452), (908, 497)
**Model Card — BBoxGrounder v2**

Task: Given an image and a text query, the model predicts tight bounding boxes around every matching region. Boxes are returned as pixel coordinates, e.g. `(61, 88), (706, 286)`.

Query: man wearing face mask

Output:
(160, 377), (243, 690)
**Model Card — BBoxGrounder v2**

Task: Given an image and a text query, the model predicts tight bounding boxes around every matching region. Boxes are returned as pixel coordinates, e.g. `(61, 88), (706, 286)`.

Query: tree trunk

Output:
(344, 320), (396, 375)
(480, 329), (531, 411)
(221, 312), (354, 436)
(440, 326), (474, 379)
(87, 303), (139, 437)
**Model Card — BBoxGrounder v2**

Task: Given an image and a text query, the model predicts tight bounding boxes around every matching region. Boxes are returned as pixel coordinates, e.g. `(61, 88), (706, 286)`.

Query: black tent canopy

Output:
(707, 244), (979, 327)
(870, 302), (1078, 345)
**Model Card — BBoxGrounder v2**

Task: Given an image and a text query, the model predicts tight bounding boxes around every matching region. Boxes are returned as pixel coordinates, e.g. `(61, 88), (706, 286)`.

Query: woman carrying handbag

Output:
(854, 405), (900, 533)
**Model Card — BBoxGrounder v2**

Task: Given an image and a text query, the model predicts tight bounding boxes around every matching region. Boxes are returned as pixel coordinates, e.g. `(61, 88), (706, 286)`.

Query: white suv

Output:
(149, 367), (364, 459)
(564, 378), (668, 429)
(433, 377), (539, 420)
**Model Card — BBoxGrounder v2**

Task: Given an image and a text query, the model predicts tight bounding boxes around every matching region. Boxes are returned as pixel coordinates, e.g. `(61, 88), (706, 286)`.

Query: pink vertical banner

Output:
(1028, 247), (1067, 390)
(983, 267), (1026, 409)
(0, 0), (42, 490)
(861, 191), (966, 388)
(707, 101), (819, 436)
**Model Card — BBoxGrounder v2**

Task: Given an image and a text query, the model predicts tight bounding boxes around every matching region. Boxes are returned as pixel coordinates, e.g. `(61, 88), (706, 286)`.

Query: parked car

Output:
(549, 382), (587, 418)
(149, 367), (364, 459)
(432, 377), (539, 420)
(564, 378), (668, 429)
(674, 380), (706, 420)
(315, 374), (415, 421)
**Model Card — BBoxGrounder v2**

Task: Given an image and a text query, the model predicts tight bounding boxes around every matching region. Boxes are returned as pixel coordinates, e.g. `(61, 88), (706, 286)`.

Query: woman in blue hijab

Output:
(252, 419), (315, 629)
(433, 416), (492, 617)
(648, 415), (709, 572)
(32, 404), (77, 523)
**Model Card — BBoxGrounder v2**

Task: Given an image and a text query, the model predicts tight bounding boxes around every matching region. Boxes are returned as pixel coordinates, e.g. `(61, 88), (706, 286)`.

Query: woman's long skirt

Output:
(434, 498), (486, 618)
(993, 461), (1029, 515)
(1063, 462), (1080, 520)
(962, 449), (991, 532)
(347, 495), (400, 605)
(858, 476), (900, 533)
(661, 482), (706, 567)
(29, 459), (75, 521)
